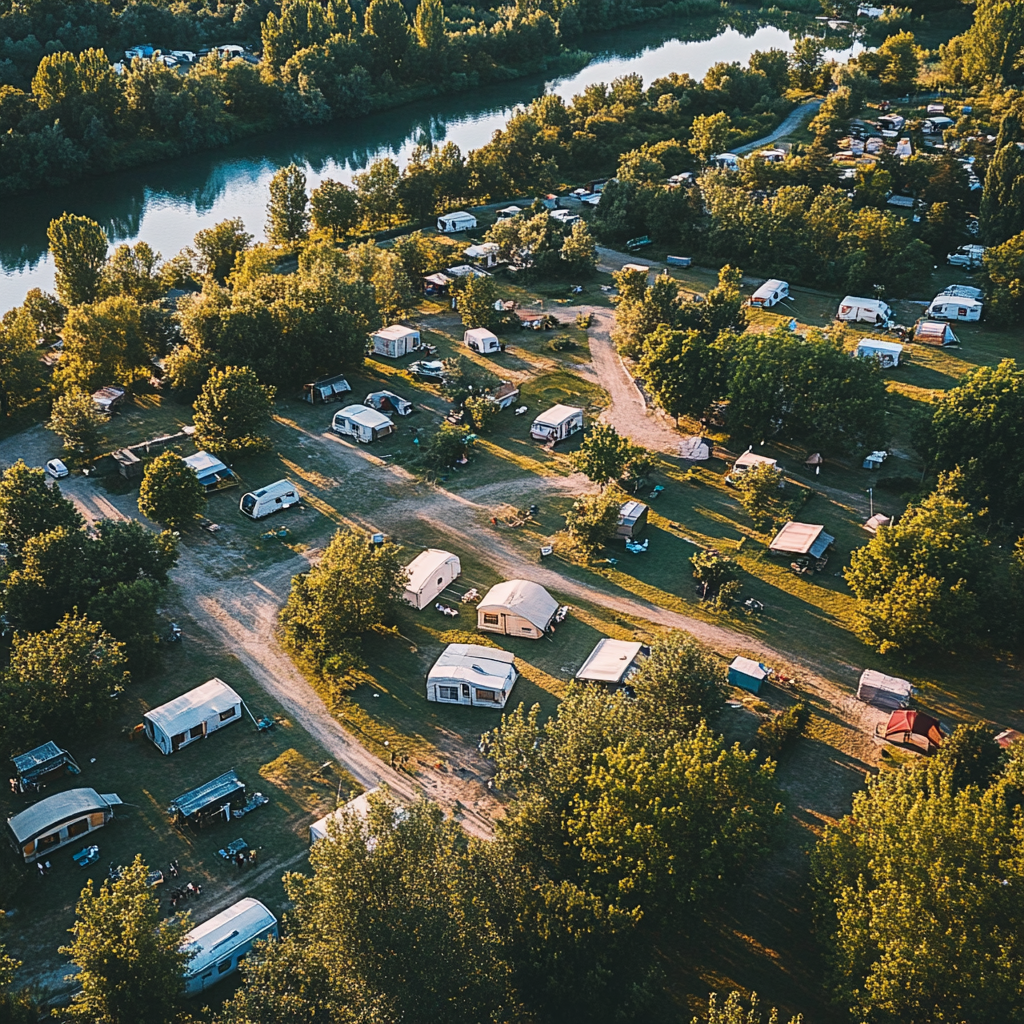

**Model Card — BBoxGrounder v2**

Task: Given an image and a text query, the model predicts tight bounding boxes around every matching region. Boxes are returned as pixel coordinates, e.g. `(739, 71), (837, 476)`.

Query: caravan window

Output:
(172, 732), (186, 747)
(219, 707), (237, 722)
(67, 818), (89, 838)
(438, 686), (459, 701)
(218, 959), (233, 974)
(475, 689), (499, 702)
(482, 613), (499, 625)
(521, 626), (533, 633)
(189, 725), (204, 740)
(37, 832), (60, 850)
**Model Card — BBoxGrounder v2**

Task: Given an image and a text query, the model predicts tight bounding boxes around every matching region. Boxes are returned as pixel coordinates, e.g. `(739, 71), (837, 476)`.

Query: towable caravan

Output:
(183, 451), (238, 493)
(402, 549), (461, 609)
(575, 639), (647, 687)
(855, 338), (903, 368)
(437, 211), (477, 233)
(926, 295), (982, 321)
(530, 405), (584, 444)
(7, 788), (121, 863)
(837, 296), (892, 325)
(749, 279), (789, 308)
(477, 579), (559, 638)
(372, 325), (421, 359)
(464, 328), (501, 354)
(726, 451), (779, 485)
(426, 644), (518, 707)
(239, 479), (300, 519)
(331, 404), (396, 443)
(183, 899), (277, 995)
(913, 320), (959, 346)
(144, 678), (243, 755)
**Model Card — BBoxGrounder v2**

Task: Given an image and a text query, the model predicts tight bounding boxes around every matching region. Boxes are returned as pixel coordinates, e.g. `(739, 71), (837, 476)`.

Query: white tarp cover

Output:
(477, 580), (558, 630)
(857, 669), (913, 709)
(733, 451), (777, 473)
(679, 436), (711, 460)
(145, 678), (241, 737)
(428, 644), (516, 692)
(576, 639), (645, 683)
(310, 787), (380, 842)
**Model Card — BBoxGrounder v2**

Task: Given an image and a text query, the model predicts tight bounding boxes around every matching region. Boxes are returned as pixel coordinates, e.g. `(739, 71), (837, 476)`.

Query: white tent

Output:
(769, 522), (834, 558)
(575, 639), (646, 685)
(477, 580), (558, 638)
(463, 243), (499, 268)
(372, 325), (421, 359)
(426, 644), (518, 707)
(183, 899), (278, 995)
(365, 391), (413, 416)
(530, 405), (583, 443)
(856, 669), (913, 710)
(310, 787), (380, 843)
(403, 549), (461, 609)
(437, 211), (478, 233)
(678, 436), (711, 461)
(855, 339), (903, 368)
(143, 678), (242, 755)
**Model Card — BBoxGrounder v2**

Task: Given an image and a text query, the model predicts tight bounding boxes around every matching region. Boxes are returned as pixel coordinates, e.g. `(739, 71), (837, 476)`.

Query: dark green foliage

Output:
(193, 365), (276, 455)
(755, 703), (809, 762)
(0, 459), (82, 562)
(932, 722), (1006, 791)
(563, 490), (620, 553)
(422, 422), (471, 470)
(138, 450), (207, 529)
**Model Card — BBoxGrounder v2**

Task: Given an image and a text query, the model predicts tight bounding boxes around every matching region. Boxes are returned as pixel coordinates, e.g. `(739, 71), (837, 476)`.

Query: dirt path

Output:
(734, 99), (824, 155)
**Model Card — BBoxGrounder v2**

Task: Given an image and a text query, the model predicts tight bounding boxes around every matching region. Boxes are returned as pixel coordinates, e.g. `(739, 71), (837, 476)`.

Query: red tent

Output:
(884, 710), (945, 752)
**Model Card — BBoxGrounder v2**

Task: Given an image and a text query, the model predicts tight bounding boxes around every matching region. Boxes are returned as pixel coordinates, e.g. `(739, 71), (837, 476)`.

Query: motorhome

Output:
(239, 480), (300, 519)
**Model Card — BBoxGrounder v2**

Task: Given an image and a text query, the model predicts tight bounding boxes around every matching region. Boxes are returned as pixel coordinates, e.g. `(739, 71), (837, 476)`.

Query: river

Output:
(0, 19), (858, 311)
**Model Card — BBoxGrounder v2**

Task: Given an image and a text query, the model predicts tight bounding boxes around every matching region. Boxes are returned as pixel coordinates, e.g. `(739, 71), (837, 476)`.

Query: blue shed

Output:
(728, 656), (770, 694)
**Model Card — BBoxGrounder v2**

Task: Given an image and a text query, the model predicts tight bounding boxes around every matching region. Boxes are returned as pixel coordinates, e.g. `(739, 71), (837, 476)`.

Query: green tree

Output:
(0, 307), (47, 416)
(980, 143), (1024, 246)
(691, 549), (740, 600)
(790, 37), (825, 90)
(638, 326), (726, 420)
(0, 942), (37, 1024)
(694, 991), (803, 1024)
(984, 230), (1024, 325)
(877, 30), (921, 89)
(138, 451), (206, 529)
(563, 490), (620, 553)
(457, 274), (502, 331)
(413, 0), (446, 53)
(570, 423), (643, 487)
(844, 471), (990, 657)
(101, 242), (162, 302)
(559, 219), (598, 276)
(0, 614), (127, 749)
(924, 358), (1024, 520)
(47, 213), (109, 308)
(940, 0), (1024, 85)
(423, 422), (471, 470)
(0, 459), (82, 562)
(60, 856), (192, 1024)
(266, 163), (310, 244)
(47, 389), (107, 458)
(932, 722), (1006, 791)
(688, 111), (731, 165)
(811, 754), (1024, 1024)
(310, 179), (359, 241)
(463, 394), (498, 433)
(164, 345), (213, 400)
(193, 366), (276, 456)
(630, 631), (726, 734)
(280, 526), (406, 670)
(22, 288), (66, 344)
(354, 157), (401, 229)
(734, 460), (787, 529)
(193, 218), (253, 284)
(364, 0), (410, 71)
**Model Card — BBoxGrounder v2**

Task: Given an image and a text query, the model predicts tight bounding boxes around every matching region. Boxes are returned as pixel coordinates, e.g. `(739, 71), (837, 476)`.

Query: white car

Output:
(45, 459), (69, 479)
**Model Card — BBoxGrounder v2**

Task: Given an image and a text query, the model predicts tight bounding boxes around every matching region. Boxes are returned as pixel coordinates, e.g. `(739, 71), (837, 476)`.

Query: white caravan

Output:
(749, 279), (789, 308)
(836, 296), (892, 325)
(239, 480), (300, 519)
(402, 549), (462, 609)
(183, 899), (278, 995)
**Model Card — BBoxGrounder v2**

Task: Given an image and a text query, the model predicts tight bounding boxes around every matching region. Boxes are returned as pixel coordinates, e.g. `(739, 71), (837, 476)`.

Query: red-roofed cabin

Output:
(884, 710), (946, 754)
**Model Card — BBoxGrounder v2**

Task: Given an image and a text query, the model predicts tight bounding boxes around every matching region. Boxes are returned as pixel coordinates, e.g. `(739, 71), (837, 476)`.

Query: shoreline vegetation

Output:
(0, 2), (831, 199)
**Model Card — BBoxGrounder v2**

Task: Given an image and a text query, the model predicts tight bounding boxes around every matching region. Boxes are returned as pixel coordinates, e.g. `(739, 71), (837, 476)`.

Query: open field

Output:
(2, 246), (1022, 1019)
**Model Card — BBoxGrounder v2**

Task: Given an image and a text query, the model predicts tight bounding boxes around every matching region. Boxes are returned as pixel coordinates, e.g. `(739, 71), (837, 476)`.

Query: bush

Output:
(564, 491), (620, 553)
(424, 423), (471, 470)
(138, 451), (206, 530)
(755, 703), (809, 762)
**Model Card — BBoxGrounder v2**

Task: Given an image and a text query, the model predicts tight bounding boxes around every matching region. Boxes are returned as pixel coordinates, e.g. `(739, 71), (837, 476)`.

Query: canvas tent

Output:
(302, 373), (351, 404)
(168, 770), (246, 828)
(365, 391), (413, 417)
(144, 678), (243, 755)
(489, 382), (520, 409)
(12, 741), (80, 790)
(477, 580), (558, 638)
(437, 211), (477, 233)
(913, 320), (959, 345)
(575, 639), (646, 686)
(678, 436), (711, 461)
(426, 643), (518, 707)
(864, 513), (892, 534)
(372, 325), (421, 359)
(183, 451), (238, 493)
(92, 385), (127, 414)
(857, 669), (913, 709)
(403, 549), (461, 609)
(883, 710), (945, 753)
(183, 898), (277, 995)
(331, 404), (396, 443)
(728, 656), (770, 694)
(7, 788), (121, 863)
(310, 787), (381, 843)
(423, 273), (452, 295)
(769, 522), (835, 559)
(615, 501), (649, 540)
(996, 729), (1024, 749)
(855, 339), (903, 368)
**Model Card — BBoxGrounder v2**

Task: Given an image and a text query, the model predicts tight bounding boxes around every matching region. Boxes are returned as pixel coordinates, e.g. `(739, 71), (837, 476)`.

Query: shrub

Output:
(755, 702), (809, 762)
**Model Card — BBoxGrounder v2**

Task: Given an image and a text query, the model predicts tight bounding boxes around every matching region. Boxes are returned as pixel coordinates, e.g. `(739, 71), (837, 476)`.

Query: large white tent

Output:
(403, 549), (461, 609)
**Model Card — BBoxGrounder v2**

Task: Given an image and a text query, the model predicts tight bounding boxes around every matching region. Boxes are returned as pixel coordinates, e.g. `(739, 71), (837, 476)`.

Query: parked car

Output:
(45, 459), (69, 479)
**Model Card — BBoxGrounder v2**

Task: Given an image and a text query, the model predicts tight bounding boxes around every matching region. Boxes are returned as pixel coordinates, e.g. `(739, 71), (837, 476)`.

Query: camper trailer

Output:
(749, 279), (789, 308)
(575, 639), (647, 688)
(464, 328), (501, 354)
(938, 284), (983, 300)
(615, 501), (649, 540)
(426, 644), (518, 708)
(183, 451), (238, 493)
(7, 788), (121, 863)
(926, 295), (982, 321)
(239, 480), (300, 519)
(726, 451), (779, 485)
(855, 339), (903, 368)
(372, 325), (421, 359)
(402, 549), (461, 609)
(837, 296), (892, 325)
(143, 678), (243, 755)
(437, 211), (477, 233)
(530, 405), (584, 444)
(331, 404), (396, 443)
(302, 373), (351, 404)
(913, 320), (959, 346)
(477, 580), (558, 639)
(183, 899), (278, 995)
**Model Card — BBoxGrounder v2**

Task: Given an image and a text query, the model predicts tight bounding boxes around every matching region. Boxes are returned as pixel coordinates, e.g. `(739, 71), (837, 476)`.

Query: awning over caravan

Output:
(12, 742), (80, 785)
(576, 640), (646, 684)
(769, 522), (834, 557)
(8, 788), (120, 845)
(145, 679), (242, 739)
(429, 644), (517, 691)
(183, 451), (237, 491)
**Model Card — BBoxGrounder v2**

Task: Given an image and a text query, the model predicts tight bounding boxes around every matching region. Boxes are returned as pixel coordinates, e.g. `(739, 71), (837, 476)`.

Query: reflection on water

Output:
(0, 19), (856, 311)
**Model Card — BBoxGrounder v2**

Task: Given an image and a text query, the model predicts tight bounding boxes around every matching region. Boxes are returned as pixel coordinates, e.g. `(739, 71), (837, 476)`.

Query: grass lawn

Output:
(0, 632), (356, 994)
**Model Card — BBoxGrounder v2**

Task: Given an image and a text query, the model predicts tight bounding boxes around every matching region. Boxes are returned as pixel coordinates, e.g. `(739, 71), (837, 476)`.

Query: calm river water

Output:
(0, 20), (856, 311)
